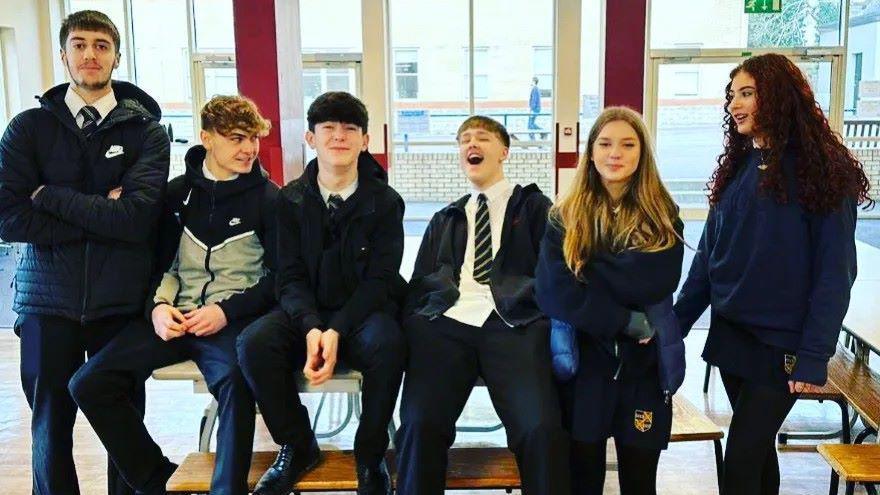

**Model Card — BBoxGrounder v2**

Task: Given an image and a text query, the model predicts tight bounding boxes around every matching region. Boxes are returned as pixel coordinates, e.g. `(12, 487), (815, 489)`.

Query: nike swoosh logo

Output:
(105, 145), (124, 158)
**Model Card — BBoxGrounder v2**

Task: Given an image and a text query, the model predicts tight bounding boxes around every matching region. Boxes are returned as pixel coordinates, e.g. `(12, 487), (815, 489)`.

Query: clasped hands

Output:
(151, 303), (228, 341)
(303, 328), (340, 387)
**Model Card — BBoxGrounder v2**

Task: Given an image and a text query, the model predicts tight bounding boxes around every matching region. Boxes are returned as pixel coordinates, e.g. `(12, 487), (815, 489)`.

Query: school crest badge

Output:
(784, 354), (797, 375)
(634, 409), (653, 433)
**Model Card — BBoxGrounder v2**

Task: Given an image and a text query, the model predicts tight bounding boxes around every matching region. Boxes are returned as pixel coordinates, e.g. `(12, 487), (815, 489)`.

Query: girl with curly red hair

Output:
(674, 53), (872, 495)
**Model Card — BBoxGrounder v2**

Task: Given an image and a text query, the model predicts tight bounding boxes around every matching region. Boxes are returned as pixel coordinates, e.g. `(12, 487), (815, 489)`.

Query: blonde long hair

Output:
(551, 106), (679, 277)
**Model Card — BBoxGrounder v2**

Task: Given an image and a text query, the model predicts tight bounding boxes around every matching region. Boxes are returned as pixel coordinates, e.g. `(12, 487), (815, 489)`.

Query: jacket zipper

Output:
(80, 242), (91, 324)
(199, 182), (218, 306)
(612, 340), (622, 380)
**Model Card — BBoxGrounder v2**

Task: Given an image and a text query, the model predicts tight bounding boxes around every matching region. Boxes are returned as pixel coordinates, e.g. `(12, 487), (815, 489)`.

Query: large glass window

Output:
(394, 48), (419, 99)
(462, 47), (489, 100)
(532, 46), (552, 97)
(650, 0), (844, 49)
(473, 0), (553, 145)
(580, 0), (603, 142)
(300, 0), (362, 54)
(389, 0), (469, 149)
(193, 0), (234, 52)
(389, 0), (554, 203)
(130, 0), (192, 143)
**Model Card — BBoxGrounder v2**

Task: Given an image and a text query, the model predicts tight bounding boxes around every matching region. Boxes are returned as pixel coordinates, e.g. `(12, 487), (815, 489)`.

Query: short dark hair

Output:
(201, 95), (271, 137)
(456, 115), (510, 148)
(307, 92), (369, 132)
(60, 10), (121, 53)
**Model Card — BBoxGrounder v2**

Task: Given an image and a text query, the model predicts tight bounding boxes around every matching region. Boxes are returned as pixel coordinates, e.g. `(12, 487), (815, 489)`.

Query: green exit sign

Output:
(745, 0), (781, 13)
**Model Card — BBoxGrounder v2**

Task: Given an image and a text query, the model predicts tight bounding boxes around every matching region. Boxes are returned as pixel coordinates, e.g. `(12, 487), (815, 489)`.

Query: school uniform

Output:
(536, 214), (684, 495)
(70, 147), (278, 495)
(396, 180), (570, 495)
(674, 145), (858, 495)
(236, 152), (406, 474)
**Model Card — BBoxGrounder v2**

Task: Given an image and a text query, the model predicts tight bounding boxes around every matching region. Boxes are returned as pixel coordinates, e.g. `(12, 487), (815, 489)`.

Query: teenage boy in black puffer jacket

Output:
(0, 10), (168, 495)
(70, 95), (278, 495)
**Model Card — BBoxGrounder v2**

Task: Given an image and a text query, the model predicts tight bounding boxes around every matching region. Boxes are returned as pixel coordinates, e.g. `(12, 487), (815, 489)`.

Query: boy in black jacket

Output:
(0, 11), (168, 495)
(237, 92), (405, 495)
(69, 95), (278, 495)
(395, 116), (570, 495)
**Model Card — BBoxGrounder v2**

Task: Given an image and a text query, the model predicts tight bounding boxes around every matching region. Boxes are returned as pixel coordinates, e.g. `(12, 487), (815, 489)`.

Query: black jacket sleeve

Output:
(276, 192), (324, 333)
(328, 195), (405, 335)
(31, 122), (169, 243)
(674, 208), (716, 336)
(217, 183), (280, 322)
(535, 219), (631, 338)
(403, 211), (443, 316)
(790, 199), (858, 385)
(0, 113), (85, 244)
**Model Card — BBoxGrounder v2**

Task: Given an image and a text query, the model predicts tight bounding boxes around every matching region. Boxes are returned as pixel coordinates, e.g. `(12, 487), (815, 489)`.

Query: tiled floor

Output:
(0, 328), (869, 494)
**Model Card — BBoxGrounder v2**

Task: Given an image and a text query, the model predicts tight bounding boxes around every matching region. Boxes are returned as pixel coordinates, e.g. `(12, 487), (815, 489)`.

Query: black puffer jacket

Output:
(0, 81), (170, 322)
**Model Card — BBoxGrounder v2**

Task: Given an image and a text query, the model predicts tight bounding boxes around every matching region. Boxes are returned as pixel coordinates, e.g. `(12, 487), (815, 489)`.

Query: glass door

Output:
(646, 49), (842, 216)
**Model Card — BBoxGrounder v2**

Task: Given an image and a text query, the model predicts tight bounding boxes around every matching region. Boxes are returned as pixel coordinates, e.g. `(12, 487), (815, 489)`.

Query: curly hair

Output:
(201, 95), (271, 138)
(709, 53), (873, 213)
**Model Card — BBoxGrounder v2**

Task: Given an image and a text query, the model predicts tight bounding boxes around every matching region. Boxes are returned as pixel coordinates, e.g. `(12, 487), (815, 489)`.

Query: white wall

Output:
(0, 0), (58, 118)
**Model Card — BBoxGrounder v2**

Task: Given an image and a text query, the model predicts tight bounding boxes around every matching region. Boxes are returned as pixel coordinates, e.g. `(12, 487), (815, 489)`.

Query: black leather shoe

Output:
(356, 459), (392, 495)
(253, 438), (321, 495)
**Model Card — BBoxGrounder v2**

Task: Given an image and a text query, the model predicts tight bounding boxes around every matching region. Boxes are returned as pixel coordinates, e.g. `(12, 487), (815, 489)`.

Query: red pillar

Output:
(604, 0), (648, 112)
(232, 0), (287, 184)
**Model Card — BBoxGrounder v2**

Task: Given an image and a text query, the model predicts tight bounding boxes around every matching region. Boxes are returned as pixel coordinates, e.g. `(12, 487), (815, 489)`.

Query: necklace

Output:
(756, 148), (769, 171)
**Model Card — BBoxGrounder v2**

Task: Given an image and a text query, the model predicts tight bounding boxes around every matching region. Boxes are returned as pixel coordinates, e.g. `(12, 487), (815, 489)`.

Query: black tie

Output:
(473, 193), (492, 285)
(79, 105), (99, 137)
(328, 194), (344, 221)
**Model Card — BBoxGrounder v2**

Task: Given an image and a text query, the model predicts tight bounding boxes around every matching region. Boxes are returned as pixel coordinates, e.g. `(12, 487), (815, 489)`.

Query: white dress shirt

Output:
(318, 175), (359, 206)
(202, 161), (239, 181)
(443, 178), (514, 328)
(64, 85), (117, 129)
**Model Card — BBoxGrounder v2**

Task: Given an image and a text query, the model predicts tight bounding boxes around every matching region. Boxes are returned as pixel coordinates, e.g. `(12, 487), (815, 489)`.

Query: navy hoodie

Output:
(674, 147), (858, 385)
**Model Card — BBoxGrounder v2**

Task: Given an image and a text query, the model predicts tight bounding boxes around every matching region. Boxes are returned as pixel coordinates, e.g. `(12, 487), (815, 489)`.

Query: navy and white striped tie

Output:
(79, 105), (99, 137)
(473, 193), (492, 285)
(328, 193), (344, 221)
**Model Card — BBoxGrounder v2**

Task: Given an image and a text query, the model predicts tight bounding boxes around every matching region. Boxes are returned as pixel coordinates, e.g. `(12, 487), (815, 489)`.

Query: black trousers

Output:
(570, 439), (660, 495)
(720, 372), (798, 495)
(69, 317), (256, 495)
(394, 314), (570, 495)
(237, 308), (404, 466)
(17, 313), (141, 495)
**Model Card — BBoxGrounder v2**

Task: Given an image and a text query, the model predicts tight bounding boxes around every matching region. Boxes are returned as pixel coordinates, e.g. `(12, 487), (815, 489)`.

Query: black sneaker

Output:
(356, 458), (392, 495)
(253, 438), (321, 495)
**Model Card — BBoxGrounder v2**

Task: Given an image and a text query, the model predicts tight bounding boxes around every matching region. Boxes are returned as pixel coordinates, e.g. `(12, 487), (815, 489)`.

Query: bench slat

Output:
(670, 396), (724, 442)
(166, 448), (520, 493)
(827, 344), (880, 430)
(818, 444), (880, 483)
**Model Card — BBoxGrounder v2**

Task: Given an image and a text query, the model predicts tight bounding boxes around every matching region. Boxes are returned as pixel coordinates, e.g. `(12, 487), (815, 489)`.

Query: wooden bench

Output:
(670, 395), (724, 491)
(152, 361), (363, 452)
(777, 378), (851, 446)
(818, 344), (880, 495)
(164, 394), (723, 493)
(166, 448), (519, 494)
(819, 444), (880, 495)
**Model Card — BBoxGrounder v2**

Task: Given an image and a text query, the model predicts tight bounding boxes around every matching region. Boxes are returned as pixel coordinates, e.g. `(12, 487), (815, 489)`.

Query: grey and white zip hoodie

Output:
(150, 145), (279, 321)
